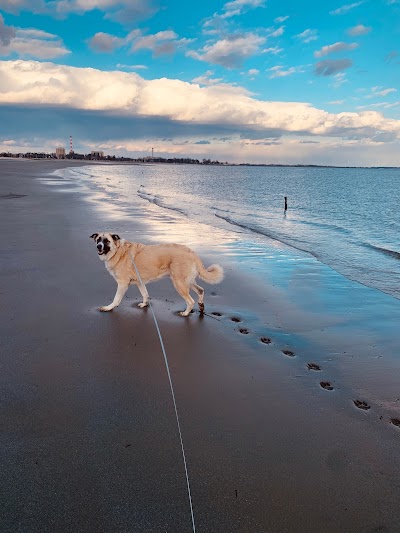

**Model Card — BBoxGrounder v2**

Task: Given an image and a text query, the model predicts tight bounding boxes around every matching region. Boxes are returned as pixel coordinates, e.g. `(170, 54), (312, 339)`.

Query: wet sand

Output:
(1, 158), (400, 532)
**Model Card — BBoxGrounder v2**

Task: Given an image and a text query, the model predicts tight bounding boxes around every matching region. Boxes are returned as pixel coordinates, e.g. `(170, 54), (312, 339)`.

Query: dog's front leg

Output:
(99, 283), (129, 312)
(137, 283), (149, 308)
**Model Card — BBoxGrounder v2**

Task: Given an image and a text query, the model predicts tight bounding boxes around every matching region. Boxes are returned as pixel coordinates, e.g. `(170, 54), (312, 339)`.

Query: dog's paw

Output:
(138, 302), (148, 308)
(179, 311), (190, 317)
(99, 306), (113, 312)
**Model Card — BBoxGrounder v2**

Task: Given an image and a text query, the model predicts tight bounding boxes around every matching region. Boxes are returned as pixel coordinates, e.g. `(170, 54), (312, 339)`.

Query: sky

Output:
(0, 0), (399, 165)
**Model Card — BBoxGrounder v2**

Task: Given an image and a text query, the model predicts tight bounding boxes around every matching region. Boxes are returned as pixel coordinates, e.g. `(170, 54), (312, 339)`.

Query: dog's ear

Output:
(90, 233), (99, 240)
(111, 234), (121, 241)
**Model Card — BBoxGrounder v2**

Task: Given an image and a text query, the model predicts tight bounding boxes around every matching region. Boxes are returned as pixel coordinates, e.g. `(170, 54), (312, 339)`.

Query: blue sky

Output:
(0, 0), (399, 165)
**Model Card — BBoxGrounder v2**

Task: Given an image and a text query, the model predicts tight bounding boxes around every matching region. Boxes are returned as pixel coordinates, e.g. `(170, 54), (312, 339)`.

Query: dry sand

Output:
(1, 158), (400, 532)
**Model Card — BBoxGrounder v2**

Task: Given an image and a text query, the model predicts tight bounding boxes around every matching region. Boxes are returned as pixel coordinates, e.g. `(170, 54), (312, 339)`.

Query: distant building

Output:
(56, 147), (66, 159)
(91, 151), (104, 159)
(67, 152), (85, 160)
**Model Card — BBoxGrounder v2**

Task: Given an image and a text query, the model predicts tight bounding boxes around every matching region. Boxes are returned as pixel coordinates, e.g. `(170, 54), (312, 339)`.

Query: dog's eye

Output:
(96, 238), (101, 243)
(104, 239), (109, 245)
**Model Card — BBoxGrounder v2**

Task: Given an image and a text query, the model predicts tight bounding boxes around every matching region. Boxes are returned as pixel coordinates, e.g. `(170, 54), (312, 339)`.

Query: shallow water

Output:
(51, 164), (400, 300)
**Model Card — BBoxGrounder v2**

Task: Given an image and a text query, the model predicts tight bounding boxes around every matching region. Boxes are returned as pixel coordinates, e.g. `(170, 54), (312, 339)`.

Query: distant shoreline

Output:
(0, 156), (398, 170)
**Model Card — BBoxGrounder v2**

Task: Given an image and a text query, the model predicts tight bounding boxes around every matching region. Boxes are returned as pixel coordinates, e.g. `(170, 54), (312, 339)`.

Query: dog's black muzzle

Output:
(97, 241), (110, 255)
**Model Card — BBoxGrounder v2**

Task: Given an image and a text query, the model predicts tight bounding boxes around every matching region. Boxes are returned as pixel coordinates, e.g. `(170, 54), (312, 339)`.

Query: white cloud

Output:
(268, 26), (285, 38)
(86, 28), (190, 57)
(116, 63), (148, 70)
(0, 0), (158, 22)
(1, 60), (400, 145)
(192, 70), (224, 86)
(357, 101), (400, 110)
(314, 41), (358, 58)
(347, 24), (372, 36)
(274, 15), (289, 23)
(295, 29), (318, 43)
(0, 23), (70, 58)
(367, 87), (397, 98)
(0, 0), (46, 14)
(331, 72), (348, 88)
(221, 0), (266, 18)
(223, 0), (265, 9)
(6, 38), (70, 59)
(132, 30), (177, 50)
(201, 0), (265, 39)
(16, 28), (58, 39)
(314, 59), (353, 76)
(329, 1), (364, 15)
(56, 0), (136, 11)
(85, 0), (158, 22)
(263, 46), (283, 54)
(201, 14), (230, 37)
(378, 88), (397, 97)
(268, 65), (305, 78)
(88, 32), (125, 52)
(329, 100), (345, 104)
(240, 68), (259, 80)
(383, 100), (400, 109)
(132, 30), (191, 56)
(187, 33), (266, 68)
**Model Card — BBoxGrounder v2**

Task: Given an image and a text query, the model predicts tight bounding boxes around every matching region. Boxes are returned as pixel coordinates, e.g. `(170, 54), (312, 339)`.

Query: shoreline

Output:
(1, 159), (400, 532)
(2, 156), (400, 169)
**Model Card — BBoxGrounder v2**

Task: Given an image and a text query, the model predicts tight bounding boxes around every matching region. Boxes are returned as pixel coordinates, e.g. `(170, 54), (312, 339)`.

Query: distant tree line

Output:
(0, 151), (229, 165)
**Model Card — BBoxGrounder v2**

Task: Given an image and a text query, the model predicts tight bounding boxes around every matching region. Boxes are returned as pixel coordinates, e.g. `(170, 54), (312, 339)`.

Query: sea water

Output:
(55, 164), (400, 300)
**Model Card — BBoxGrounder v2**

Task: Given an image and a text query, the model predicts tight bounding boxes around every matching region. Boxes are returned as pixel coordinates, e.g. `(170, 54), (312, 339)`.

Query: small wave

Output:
(215, 213), (313, 257)
(365, 243), (400, 260)
(297, 219), (352, 235)
(138, 192), (187, 217)
(67, 169), (94, 178)
(49, 169), (66, 179)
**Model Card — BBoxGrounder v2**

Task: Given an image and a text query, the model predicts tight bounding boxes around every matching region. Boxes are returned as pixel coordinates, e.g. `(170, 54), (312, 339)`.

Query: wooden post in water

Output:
(284, 196), (288, 211)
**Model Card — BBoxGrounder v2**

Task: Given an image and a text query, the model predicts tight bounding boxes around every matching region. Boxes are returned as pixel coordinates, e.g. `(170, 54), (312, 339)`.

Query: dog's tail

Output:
(197, 261), (224, 285)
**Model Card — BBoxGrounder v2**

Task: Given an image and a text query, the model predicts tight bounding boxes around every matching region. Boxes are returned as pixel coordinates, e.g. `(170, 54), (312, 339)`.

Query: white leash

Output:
(129, 252), (196, 533)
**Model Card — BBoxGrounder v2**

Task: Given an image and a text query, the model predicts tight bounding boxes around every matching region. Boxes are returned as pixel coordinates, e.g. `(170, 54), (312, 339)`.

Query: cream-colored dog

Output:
(90, 233), (224, 316)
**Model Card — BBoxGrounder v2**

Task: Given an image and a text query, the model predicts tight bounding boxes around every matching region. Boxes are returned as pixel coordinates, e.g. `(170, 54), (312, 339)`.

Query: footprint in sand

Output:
(239, 328), (249, 335)
(211, 311), (223, 317)
(0, 193), (27, 199)
(307, 363), (321, 371)
(320, 381), (334, 391)
(230, 316), (242, 323)
(390, 418), (400, 428)
(353, 399), (371, 411)
(260, 337), (272, 344)
(282, 349), (295, 357)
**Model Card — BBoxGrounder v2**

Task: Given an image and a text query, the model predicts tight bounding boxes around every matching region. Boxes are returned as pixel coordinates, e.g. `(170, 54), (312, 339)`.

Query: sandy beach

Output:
(1, 158), (400, 533)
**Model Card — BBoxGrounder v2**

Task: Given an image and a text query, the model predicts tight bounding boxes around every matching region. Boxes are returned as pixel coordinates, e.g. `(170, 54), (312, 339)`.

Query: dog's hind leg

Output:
(137, 283), (149, 308)
(100, 283), (129, 312)
(172, 277), (195, 317)
(190, 282), (205, 314)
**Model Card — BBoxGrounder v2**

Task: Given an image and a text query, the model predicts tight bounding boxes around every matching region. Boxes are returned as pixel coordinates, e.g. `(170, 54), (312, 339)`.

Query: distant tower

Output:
(151, 147), (154, 160)
(69, 135), (73, 155)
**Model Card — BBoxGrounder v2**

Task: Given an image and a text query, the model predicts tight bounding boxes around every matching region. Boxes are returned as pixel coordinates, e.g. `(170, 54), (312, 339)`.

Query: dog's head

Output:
(90, 232), (121, 260)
